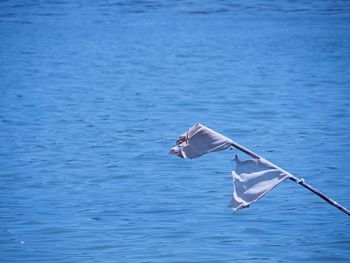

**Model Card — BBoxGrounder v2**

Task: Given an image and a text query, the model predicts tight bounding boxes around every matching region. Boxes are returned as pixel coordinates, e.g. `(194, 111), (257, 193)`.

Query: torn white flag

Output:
(231, 156), (289, 212)
(169, 123), (233, 159)
(170, 124), (350, 215)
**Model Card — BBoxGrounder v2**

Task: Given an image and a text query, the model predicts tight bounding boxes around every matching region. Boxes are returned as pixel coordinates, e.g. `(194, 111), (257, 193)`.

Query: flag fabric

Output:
(231, 156), (289, 212)
(170, 124), (350, 215)
(170, 123), (291, 212)
(169, 123), (233, 159)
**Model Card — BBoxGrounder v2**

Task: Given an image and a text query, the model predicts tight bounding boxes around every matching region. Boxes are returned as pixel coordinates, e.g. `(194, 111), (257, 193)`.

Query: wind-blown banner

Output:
(231, 156), (289, 211)
(170, 123), (350, 216)
(170, 123), (290, 213)
(169, 123), (233, 159)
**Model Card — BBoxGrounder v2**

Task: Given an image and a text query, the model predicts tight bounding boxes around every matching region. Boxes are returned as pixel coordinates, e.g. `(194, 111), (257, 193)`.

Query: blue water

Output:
(1, 1), (350, 262)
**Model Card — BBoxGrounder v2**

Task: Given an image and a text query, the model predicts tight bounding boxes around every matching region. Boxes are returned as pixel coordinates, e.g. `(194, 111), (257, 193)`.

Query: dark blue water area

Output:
(1, 1), (350, 262)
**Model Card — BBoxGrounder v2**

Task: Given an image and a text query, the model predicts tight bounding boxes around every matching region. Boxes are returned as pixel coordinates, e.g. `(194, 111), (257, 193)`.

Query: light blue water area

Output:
(1, 1), (350, 262)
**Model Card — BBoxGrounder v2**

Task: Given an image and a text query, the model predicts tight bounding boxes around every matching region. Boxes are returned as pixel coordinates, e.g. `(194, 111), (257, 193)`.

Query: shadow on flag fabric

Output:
(169, 123), (233, 159)
(231, 156), (289, 212)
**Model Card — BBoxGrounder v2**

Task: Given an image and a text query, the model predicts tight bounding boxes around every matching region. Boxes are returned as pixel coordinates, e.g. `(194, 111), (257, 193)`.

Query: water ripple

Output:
(0, 1), (350, 262)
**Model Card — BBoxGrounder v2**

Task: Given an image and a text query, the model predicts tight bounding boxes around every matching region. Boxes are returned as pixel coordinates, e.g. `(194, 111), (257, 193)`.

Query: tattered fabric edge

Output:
(169, 123), (234, 159)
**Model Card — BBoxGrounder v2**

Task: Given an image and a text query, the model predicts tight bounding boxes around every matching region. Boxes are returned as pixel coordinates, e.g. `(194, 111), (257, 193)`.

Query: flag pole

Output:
(230, 141), (350, 216)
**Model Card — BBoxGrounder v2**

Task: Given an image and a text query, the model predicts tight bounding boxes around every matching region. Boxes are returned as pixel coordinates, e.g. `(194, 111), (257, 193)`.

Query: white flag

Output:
(231, 156), (289, 212)
(169, 123), (233, 159)
(170, 124), (350, 215)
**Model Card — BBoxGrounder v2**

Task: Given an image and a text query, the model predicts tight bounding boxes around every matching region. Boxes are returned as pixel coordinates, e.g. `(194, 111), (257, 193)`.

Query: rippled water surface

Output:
(1, 1), (350, 262)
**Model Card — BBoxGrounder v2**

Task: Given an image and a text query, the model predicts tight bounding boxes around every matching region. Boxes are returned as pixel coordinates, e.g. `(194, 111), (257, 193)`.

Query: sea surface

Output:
(1, 1), (350, 262)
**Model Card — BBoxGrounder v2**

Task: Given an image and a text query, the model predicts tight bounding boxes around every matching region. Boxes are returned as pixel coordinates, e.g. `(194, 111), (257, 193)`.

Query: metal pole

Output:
(230, 141), (350, 217)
